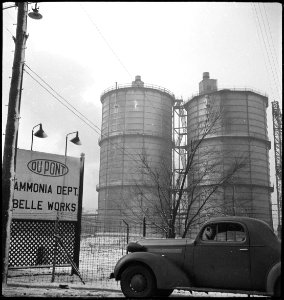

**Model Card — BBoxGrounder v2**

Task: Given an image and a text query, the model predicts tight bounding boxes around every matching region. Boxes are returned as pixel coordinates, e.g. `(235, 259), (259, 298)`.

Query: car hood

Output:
(127, 238), (194, 253)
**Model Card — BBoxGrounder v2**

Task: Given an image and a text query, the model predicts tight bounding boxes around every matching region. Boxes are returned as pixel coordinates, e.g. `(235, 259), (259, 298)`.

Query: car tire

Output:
(120, 264), (156, 298)
(156, 289), (174, 297)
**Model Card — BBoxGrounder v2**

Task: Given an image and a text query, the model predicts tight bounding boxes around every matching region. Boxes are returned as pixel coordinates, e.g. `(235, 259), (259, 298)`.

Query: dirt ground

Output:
(1, 283), (124, 298)
(1, 283), (253, 298)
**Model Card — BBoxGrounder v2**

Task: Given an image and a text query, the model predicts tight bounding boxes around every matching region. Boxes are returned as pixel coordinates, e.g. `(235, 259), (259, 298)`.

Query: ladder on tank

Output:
(173, 99), (187, 183)
(173, 99), (188, 233)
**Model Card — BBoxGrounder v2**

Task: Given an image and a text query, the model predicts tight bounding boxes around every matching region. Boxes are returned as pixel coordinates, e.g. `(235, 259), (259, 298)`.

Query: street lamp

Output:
(28, 3), (43, 20)
(31, 123), (48, 151)
(65, 131), (82, 156)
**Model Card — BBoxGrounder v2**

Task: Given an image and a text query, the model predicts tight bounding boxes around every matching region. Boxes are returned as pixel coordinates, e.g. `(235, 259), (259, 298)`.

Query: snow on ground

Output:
(2, 284), (124, 298)
(6, 233), (265, 297)
(2, 283), (263, 298)
(7, 233), (136, 288)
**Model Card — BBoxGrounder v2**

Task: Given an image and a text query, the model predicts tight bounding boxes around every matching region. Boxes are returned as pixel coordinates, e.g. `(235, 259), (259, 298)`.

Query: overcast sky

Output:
(2, 2), (282, 219)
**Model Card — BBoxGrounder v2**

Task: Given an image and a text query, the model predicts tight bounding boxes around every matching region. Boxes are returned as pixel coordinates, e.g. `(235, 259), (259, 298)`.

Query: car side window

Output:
(226, 223), (246, 242)
(201, 223), (246, 242)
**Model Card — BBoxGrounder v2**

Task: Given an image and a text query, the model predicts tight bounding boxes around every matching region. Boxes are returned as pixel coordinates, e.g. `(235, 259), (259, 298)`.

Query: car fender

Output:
(113, 252), (192, 289)
(266, 261), (281, 295)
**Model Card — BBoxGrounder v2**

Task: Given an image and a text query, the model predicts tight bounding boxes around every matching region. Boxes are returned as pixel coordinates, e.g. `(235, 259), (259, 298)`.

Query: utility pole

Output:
(2, 2), (28, 285)
(272, 101), (282, 239)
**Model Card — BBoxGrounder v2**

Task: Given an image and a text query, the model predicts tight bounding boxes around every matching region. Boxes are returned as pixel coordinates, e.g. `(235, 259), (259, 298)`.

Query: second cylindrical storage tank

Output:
(184, 73), (273, 229)
(97, 76), (175, 224)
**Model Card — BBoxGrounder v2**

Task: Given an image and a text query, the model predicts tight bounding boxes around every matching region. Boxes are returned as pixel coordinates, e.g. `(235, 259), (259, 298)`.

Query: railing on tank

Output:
(101, 83), (175, 98)
(187, 86), (269, 102)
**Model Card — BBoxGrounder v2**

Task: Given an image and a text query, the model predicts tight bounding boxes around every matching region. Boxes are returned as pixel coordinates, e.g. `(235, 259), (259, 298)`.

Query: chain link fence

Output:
(7, 218), (163, 289)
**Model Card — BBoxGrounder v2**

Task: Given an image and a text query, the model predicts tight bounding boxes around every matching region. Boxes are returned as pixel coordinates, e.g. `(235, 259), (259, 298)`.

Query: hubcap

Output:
(130, 274), (146, 292)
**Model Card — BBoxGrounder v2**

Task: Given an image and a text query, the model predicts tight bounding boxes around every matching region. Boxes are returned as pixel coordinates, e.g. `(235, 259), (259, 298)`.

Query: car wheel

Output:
(156, 289), (174, 297)
(274, 277), (281, 297)
(120, 264), (156, 298)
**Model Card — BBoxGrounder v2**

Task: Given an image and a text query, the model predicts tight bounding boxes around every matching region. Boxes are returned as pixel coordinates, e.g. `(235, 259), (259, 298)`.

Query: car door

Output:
(193, 222), (252, 290)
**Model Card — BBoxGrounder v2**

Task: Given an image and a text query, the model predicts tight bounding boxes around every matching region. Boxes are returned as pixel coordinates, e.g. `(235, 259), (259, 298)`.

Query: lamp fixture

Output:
(65, 131), (82, 156)
(28, 3), (43, 20)
(31, 123), (48, 151)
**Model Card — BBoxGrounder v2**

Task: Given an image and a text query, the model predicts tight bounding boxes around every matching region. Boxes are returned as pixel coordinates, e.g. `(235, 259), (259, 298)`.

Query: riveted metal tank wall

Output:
(184, 89), (273, 227)
(97, 76), (175, 223)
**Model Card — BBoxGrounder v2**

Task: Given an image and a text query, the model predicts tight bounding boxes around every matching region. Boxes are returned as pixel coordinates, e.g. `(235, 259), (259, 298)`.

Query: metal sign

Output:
(12, 149), (81, 221)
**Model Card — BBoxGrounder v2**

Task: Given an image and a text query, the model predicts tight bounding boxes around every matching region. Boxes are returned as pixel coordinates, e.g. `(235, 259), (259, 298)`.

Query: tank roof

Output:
(184, 88), (269, 107)
(101, 77), (175, 100)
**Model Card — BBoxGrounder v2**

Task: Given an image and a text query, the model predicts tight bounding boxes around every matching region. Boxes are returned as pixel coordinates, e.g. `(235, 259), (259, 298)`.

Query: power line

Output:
(23, 65), (145, 166)
(24, 68), (101, 136)
(79, 3), (133, 80)
(257, 4), (282, 94)
(261, 3), (281, 81)
(25, 64), (102, 134)
(5, 27), (14, 38)
(2, 4), (17, 10)
(252, 4), (282, 102)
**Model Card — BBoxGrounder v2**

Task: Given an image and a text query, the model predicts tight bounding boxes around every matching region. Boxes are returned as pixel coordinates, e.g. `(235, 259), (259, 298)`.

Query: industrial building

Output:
(97, 76), (175, 224)
(182, 73), (273, 229)
(97, 74), (274, 232)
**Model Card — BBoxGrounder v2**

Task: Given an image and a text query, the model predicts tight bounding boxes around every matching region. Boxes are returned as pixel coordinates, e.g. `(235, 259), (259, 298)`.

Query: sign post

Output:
(72, 153), (85, 275)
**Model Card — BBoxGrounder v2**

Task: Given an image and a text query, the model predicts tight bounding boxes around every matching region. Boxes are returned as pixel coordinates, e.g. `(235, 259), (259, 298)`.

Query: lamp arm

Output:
(65, 131), (80, 156)
(32, 123), (41, 131)
(31, 129), (34, 151)
(65, 135), (68, 156)
(66, 131), (78, 138)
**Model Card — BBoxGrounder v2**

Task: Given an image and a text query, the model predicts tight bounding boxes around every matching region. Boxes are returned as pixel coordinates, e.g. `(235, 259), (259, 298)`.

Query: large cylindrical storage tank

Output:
(184, 74), (273, 229)
(97, 76), (175, 224)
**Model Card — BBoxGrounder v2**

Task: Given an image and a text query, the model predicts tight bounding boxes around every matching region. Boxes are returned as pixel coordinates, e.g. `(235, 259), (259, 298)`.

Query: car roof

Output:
(204, 216), (267, 225)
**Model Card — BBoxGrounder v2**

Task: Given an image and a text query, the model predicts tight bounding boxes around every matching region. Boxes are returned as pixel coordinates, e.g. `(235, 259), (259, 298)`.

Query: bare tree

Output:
(120, 104), (248, 238)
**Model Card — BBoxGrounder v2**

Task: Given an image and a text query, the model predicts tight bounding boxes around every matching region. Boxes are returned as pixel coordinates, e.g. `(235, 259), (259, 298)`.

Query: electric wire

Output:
(253, 4), (280, 101)
(251, 4), (277, 102)
(252, 3), (282, 102)
(25, 64), (102, 134)
(24, 69), (101, 136)
(79, 3), (132, 80)
(23, 66), (146, 167)
(5, 27), (14, 38)
(3, 5), (16, 21)
(257, 3), (282, 96)
(2, 4), (17, 10)
(262, 3), (281, 79)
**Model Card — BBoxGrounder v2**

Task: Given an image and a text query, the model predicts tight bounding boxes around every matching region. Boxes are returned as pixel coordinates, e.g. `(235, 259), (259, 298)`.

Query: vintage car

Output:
(110, 216), (281, 298)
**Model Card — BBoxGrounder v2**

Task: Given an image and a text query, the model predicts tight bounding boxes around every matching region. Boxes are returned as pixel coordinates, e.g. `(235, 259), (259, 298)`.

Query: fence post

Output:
(122, 220), (129, 253)
(143, 217), (146, 237)
(72, 153), (85, 276)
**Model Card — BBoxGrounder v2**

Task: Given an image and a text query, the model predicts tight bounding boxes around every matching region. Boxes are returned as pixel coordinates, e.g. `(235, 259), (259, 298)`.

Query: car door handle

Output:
(239, 248), (248, 251)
